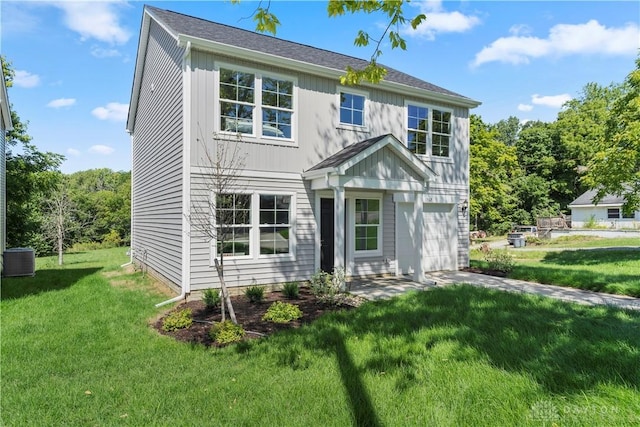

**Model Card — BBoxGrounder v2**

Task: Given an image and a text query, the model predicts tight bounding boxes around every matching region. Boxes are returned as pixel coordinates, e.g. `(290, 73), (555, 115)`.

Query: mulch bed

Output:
(153, 288), (360, 347)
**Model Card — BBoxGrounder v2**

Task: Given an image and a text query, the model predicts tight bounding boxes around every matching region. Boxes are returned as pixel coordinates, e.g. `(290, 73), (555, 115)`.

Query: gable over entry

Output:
(303, 134), (442, 282)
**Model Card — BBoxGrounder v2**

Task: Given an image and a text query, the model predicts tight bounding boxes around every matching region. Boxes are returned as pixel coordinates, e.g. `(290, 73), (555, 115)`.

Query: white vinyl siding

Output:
(131, 20), (185, 287)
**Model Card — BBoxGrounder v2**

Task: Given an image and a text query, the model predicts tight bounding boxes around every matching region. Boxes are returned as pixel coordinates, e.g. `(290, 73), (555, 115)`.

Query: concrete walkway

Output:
(349, 272), (640, 311)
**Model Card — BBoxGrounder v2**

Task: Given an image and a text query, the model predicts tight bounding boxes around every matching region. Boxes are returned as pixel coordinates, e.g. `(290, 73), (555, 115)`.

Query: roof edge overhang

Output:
(177, 34), (481, 109)
(0, 66), (13, 132)
(569, 203), (624, 208)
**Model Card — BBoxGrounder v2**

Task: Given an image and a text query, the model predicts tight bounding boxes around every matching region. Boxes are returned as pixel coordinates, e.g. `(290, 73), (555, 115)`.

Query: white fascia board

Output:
(302, 168), (337, 180)
(177, 35), (480, 109)
(0, 84), (12, 131)
(570, 203), (622, 208)
(340, 176), (424, 192)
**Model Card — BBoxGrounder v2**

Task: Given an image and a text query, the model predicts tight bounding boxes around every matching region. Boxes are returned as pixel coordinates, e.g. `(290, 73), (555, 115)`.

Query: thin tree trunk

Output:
(215, 257), (237, 324)
(57, 223), (64, 266)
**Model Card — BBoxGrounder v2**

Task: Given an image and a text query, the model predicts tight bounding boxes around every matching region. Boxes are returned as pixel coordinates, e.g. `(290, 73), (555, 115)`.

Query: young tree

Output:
(41, 180), (79, 265)
(187, 133), (248, 324)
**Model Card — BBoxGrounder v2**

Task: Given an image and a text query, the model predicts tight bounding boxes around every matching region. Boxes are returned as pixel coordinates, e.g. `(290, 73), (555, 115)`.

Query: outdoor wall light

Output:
(460, 199), (469, 215)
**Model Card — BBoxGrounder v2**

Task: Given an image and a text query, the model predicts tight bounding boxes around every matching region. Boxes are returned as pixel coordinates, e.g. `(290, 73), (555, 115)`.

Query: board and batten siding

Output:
(131, 20), (185, 287)
(188, 172), (316, 290)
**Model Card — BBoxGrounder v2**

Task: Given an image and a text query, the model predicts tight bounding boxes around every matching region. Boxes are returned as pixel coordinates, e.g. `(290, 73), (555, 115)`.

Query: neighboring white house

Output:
(1, 61), (13, 255)
(569, 189), (639, 229)
(126, 6), (480, 299)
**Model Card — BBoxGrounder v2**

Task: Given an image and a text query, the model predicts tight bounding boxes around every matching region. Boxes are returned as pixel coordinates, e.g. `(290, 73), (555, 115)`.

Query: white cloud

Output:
(531, 93), (572, 108)
(67, 148), (81, 157)
(518, 104), (534, 112)
(473, 20), (639, 67)
(91, 46), (122, 58)
(89, 145), (115, 155)
(53, 1), (131, 45)
(91, 102), (129, 122)
(47, 98), (76, 108)
(403, 0), (481, 40)
(13, 70), (41, 88)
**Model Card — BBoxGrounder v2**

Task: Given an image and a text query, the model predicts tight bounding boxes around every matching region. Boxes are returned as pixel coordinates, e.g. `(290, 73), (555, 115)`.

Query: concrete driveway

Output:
(348, 271), (640, 311)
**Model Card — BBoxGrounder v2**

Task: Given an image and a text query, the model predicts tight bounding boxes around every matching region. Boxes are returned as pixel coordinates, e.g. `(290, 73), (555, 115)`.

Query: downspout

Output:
(155, 40), (192, 308)
(121, 131), (135, 268)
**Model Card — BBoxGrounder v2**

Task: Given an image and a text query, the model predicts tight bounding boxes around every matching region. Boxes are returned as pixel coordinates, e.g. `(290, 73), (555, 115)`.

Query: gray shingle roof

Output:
(145, 5), (472, 101)
(569, 189), (626, 206)
(307, 134), (390, 172)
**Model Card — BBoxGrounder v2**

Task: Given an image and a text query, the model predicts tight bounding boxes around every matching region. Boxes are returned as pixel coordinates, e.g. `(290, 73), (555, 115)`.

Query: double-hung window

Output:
(220, 69), (255, 135)
(340, 92), (365, 126)
(607, 208), (620, 219)
(219, 66), (295, 141)
(262, 78), (293, 139)
(259, 195), (291, 255)
(216, 194), (251, 257)
(406, 103), (452, 158)
(354, 199), (380, 253)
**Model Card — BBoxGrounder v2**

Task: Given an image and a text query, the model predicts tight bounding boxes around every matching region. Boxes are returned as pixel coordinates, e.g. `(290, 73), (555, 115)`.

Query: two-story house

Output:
(126, 6), (480, 301)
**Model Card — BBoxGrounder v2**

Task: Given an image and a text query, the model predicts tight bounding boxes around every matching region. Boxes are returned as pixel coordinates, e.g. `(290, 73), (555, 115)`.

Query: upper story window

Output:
(406, 103), (453, 158)
(262, 77), (293, 139)
(220, 69), (255, 135)
(407, 105), (428, 155)
(340, 92), (365, 126)
(218, 66), (295, 141)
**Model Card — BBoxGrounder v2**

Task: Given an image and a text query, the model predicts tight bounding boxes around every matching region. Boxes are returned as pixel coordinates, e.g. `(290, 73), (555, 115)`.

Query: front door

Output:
(320, 198), (334, 272)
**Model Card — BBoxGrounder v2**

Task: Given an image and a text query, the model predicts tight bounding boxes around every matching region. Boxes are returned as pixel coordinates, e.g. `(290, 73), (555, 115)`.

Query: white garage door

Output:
(423, 203), (457, 271)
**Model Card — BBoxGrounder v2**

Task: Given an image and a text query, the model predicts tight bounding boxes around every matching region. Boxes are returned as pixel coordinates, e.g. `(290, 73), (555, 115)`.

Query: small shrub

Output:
(309, 270), (339, 297)
(484, 249), (515, 273)
(262, 301), (303, 323)
(584, 214), (598, 229)
(525, 236), (544, 246)
(162, 308), (193, 332)
(244, 286), (265, 303)
(209, 320), (245, 344)
(202, 289), (221, 308)
(282, 281), (299, 299)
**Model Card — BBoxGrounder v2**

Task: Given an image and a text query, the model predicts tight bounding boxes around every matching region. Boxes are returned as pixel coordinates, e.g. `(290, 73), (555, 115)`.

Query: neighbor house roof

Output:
(569, 189), (627, 207)
(128, 5), (480, 131)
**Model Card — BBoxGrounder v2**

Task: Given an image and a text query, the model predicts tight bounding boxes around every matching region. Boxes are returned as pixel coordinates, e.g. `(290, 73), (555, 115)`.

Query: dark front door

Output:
(320, 198), (334, 273)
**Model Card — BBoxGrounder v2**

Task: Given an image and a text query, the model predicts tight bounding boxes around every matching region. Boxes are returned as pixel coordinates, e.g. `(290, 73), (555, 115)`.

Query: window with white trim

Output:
(407, 105), (428, 155)
(218, 66), (295, 141)
(259, 195), (291, 255)
(262, 77), (293, 139)
(354, 198), (380, 252)
(340, 92), (365, 126)
(220, 69), (255, 135)
(406, 103), (452, 158)
(216, 194), (251, 257)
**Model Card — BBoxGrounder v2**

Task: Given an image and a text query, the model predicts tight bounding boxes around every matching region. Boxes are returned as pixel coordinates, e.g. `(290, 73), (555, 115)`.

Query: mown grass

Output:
(2, 249), (639, 425)
(530, 235), (640, 248)
(472, 247), (640, 297)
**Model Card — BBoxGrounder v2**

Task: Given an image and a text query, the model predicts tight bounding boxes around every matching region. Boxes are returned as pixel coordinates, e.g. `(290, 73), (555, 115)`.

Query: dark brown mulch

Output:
(153, 288), (359, 347)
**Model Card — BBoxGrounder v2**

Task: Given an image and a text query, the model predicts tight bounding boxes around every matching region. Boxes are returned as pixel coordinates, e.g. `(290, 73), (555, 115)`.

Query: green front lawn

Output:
(472, 247), (640, 297)
(2, 249), (639, 425)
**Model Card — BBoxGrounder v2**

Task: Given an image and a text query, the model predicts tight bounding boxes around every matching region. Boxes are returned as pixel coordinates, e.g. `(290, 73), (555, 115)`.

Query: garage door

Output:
(423, 203), (457, 271)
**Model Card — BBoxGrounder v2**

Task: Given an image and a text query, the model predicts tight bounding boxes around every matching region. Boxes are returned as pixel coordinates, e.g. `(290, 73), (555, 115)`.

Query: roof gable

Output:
(304, 134), (435, 183)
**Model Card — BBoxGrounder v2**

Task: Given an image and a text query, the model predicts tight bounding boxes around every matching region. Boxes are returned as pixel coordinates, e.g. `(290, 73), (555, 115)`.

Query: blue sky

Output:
(2, 0), (638, 173)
